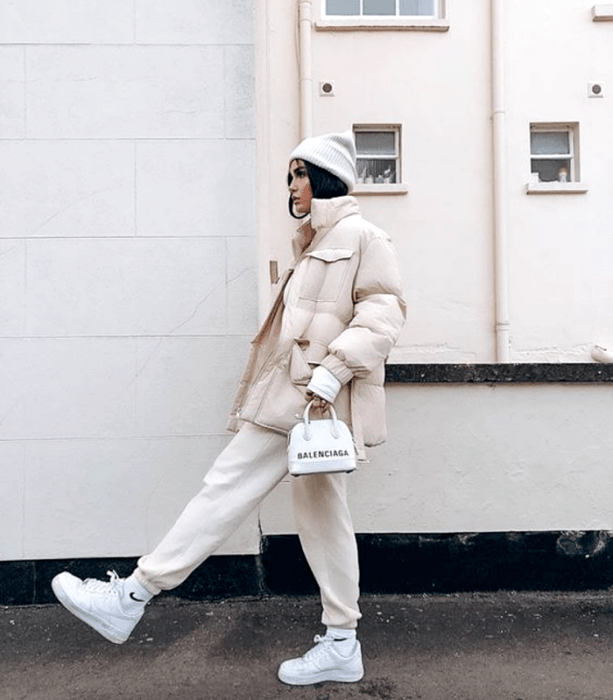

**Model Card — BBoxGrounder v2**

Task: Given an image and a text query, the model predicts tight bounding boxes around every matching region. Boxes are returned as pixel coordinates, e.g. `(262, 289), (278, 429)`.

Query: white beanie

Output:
(289, 131), (357, 192)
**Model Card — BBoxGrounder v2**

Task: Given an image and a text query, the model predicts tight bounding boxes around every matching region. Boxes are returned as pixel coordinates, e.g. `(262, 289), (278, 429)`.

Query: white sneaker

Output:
(278, 632), (364, 685)
(52, 570), (147, 644)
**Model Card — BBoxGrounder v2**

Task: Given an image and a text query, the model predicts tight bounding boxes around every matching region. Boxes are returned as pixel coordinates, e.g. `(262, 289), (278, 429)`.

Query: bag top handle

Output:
(302, 400), (340, 440)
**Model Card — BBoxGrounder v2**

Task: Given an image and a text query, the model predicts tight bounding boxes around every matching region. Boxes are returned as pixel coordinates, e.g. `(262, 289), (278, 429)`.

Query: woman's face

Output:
(288, 159), (313, 216)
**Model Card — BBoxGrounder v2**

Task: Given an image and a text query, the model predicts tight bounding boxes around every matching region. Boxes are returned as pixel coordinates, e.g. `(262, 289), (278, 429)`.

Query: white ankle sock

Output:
(123, 575), (154, 612)
(327, 627), (357, 640)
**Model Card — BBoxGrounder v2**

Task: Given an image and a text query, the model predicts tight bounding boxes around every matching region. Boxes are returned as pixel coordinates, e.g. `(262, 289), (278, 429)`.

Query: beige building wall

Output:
(258, 0), (613, 364)
(258, 0), (613, 535)
(505, 1), (613, 361)
(258, 0), (496, 363)
(263, 382), (613, 535)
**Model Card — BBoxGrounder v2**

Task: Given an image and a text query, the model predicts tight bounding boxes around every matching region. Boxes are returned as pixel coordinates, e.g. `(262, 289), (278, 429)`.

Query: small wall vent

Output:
(588, 82), (604, 98)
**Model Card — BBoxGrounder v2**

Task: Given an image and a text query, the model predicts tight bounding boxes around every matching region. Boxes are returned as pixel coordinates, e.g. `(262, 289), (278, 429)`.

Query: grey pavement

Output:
(3, 590), (613, 700)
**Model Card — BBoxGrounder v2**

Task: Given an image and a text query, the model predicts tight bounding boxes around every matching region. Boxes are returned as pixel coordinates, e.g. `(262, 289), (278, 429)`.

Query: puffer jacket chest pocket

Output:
(298, 248), (355, 302)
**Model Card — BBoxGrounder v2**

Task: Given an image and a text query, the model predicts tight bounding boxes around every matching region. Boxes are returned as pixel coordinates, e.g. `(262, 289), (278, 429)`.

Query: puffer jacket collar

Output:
(292, 196), (360, 258)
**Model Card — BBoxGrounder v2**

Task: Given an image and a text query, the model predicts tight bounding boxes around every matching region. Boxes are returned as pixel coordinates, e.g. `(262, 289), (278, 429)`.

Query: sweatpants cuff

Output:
(133, 569), (161, 596)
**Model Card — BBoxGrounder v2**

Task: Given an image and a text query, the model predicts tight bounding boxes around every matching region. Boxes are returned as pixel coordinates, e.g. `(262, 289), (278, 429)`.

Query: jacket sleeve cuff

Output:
(320, 355), (354, 385)
(306, 365), (342, 403)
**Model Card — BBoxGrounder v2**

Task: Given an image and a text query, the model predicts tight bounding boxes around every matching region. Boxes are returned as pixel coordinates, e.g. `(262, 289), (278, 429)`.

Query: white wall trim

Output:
(592, 5), (613, 21)
(315, 18), (449, 31)
(526, 182), (589, 195)
(353, 183), (409, 196)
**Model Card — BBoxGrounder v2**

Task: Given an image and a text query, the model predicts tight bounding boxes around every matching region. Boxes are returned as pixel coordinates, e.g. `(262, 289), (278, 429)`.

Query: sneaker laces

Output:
(300, 633), (346, 662)
(82, 570), (123, 594)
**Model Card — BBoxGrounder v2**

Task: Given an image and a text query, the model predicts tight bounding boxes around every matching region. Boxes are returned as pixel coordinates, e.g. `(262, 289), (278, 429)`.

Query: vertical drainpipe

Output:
(298, 0), (313, 139)
(491, 0), (510, 362)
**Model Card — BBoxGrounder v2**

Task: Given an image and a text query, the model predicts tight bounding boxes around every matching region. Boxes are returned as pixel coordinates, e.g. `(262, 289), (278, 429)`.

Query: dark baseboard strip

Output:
(263, 532), (613, 595)
(385, 363), (613, 384)
(3, 531), (613, 606)
(0, 555), (265, 606)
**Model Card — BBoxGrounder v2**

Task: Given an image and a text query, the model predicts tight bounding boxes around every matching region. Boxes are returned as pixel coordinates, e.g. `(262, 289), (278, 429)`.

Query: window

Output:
(527, 123), (587, 194)
(326, 0), (438, 17)
(530, 124), (577, 183)
(318, 0), (448, 30)
(354, 125), (401, 185)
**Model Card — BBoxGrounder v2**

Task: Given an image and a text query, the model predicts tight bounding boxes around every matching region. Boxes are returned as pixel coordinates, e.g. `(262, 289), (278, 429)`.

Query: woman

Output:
(52, 131), (406, 686)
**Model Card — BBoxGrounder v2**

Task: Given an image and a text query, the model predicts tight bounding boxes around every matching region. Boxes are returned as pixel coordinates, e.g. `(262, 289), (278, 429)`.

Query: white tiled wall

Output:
(0, 47), (25, 138)
(26, 46), (226, 140)
(136, 141), (256, 238)
(0, 1), (258, 561)
(0, 338), (138, 440)
(223, 46), (256, 139)
(261, 384), (613, 535)
(0, 141), (135, 238)
(134, 0), (254, 45)
(25, 238), (228, 336)
(0, 239), (26, 335)
(19, 435), (259, 561)
(0, 0), (134, 44)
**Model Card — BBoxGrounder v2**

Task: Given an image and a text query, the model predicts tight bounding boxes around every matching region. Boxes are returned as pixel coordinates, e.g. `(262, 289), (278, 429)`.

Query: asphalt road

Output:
(3, 590), (613, 700)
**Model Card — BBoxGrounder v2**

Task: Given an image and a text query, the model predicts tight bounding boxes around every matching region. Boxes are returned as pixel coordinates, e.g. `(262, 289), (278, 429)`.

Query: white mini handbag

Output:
(288, 401), (357, 476)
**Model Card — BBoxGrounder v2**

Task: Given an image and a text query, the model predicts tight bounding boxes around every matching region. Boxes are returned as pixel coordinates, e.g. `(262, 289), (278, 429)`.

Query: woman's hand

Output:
(306, 389), (329, 411)
(305, 366), (339, 411)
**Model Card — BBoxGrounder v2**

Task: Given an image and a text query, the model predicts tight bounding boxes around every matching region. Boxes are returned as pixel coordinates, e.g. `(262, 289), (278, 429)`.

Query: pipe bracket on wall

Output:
(269, 260), (279, 285)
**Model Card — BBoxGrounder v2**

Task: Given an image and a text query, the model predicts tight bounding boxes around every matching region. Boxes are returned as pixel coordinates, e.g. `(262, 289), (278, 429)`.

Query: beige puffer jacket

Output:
(227, 196), (406, 459)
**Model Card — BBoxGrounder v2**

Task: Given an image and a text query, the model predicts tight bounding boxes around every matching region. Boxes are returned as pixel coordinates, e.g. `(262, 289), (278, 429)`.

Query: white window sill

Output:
(526, 182), (589, 195)
(315, 18), (450, 32)
(592, 5), (613, 21)
(353, 183), (409, 195)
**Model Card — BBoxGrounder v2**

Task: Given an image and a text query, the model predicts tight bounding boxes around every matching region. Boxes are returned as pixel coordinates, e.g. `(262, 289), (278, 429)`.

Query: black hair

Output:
(288, 160), (349, 219)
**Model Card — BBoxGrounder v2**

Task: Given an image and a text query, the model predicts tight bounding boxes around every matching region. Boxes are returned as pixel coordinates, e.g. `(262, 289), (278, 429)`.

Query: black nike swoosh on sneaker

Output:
(129, 592), (145, 602)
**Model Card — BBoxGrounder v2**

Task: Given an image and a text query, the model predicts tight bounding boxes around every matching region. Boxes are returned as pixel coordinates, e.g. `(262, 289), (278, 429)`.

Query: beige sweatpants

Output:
(135, 422), (361, 629)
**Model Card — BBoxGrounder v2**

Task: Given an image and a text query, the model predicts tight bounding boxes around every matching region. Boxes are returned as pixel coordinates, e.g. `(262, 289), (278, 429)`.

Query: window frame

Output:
(353, 124), (408, 195)
(324, 0), (439, 19)
(316, 0), (448, 31)
(527, 122), (588, 195)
